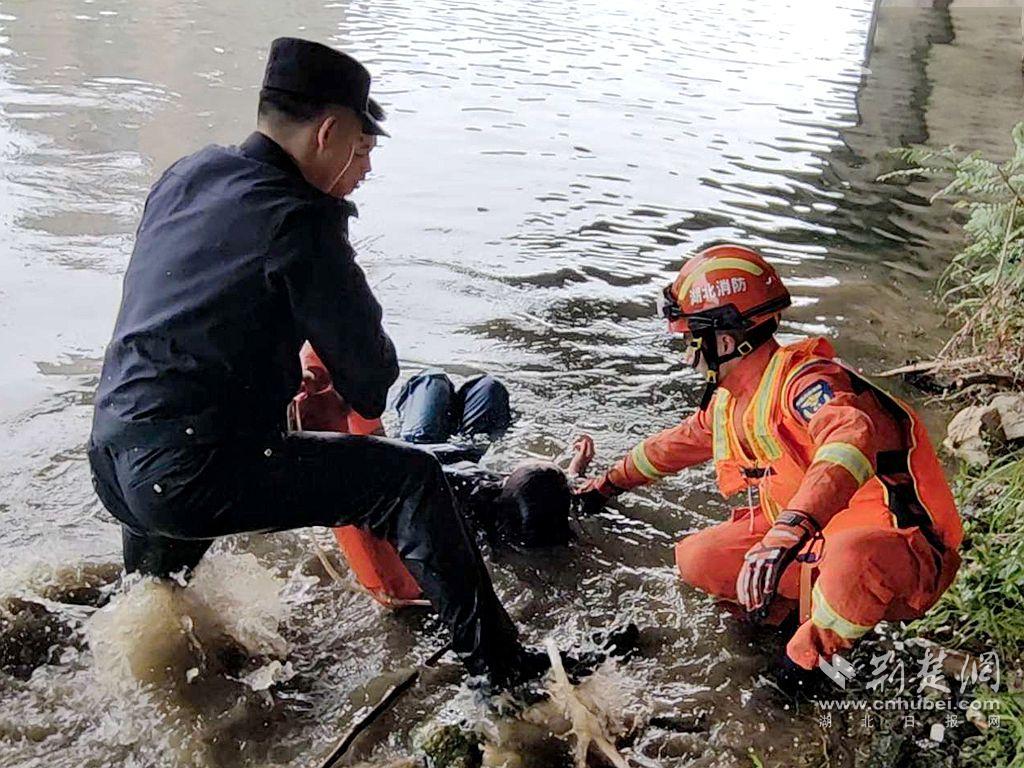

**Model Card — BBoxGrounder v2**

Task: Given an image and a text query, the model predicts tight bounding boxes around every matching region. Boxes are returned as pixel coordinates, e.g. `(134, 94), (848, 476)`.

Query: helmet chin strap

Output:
(690, 319), (779, 410)
(691, 329), (720, 411)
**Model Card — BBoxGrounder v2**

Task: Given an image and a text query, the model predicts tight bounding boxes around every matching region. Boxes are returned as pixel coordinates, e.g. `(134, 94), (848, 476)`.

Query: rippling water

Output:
(0, 1), (1014, 766)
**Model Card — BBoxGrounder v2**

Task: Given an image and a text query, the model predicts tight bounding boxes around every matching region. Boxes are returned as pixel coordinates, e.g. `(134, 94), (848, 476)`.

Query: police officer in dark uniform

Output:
(87, 38), (539, 689)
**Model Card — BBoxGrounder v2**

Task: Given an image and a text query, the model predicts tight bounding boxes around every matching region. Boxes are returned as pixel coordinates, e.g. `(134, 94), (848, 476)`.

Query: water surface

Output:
(0, 1), (1008, 766)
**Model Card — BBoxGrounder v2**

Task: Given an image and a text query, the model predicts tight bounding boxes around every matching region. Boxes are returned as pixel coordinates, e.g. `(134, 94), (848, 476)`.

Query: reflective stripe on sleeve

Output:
(813, 442), (874, 487)
(711, 390), (732, 462)
(811, 582), (873, 640)
(630, 442), (666, 481)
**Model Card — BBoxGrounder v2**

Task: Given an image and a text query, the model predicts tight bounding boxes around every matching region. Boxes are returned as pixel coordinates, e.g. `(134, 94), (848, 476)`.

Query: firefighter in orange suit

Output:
(578, 244), (962, 669)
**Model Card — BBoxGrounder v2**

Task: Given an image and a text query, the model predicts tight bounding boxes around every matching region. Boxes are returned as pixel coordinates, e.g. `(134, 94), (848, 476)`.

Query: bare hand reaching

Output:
(568, 434), (595, 477)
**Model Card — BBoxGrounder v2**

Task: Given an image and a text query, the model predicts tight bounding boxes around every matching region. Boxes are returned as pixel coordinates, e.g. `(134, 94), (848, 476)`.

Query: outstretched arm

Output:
(596, 409), (714, 491)
(576, 409), (714, 512)
(567, 435), (595, 477)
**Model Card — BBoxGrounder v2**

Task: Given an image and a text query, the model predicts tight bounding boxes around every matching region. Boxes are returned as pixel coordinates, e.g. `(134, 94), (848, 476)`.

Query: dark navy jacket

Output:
(92, 132), (398, 445)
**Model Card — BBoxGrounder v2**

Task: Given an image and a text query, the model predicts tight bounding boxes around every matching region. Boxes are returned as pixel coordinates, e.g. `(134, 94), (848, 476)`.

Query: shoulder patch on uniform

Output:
(793, 379), (835, 421)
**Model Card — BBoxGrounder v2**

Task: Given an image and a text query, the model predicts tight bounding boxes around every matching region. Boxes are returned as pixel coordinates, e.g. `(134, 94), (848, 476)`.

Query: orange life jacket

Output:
(291, 344), (424, 606)
(331, 526), (423, 604)
(710, 338), (962, 551)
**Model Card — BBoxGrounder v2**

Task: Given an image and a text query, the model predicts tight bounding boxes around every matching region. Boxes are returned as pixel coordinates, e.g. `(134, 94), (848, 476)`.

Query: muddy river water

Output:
(0, 1), (1017, 767)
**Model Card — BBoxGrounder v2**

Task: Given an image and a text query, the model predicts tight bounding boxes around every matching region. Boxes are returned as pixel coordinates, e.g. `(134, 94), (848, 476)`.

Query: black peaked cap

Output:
(262, 37), (388, 136)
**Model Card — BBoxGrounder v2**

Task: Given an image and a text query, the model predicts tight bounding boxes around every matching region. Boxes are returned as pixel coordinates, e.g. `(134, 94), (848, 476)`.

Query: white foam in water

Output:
(87, 576), (196, 687)
(0, 551), (303, 768)
(186, 552), (290, 658)
(241, 659), (296, 691)
(467, 639), (648, 768)
(86, 552), (289, 690)
(537, 638), (631, 768)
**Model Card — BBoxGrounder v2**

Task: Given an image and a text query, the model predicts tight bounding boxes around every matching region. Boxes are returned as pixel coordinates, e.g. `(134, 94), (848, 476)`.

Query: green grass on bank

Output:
(914, 448), (1024, 658)
(897, 450), (1024, 767)
(963, 690), (1024, 767)
(881, 123), (1024, 766)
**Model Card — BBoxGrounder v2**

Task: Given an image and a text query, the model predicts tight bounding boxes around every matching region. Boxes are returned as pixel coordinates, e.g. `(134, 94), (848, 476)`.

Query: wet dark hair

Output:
(496, 462), (572, 547)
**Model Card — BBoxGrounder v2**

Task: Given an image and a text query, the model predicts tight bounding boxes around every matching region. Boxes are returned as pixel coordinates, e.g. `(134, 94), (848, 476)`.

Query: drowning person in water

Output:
(291, 348), (595, 552)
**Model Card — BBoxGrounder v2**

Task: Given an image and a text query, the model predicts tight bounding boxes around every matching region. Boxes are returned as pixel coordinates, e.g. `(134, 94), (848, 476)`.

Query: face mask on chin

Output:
(325, 144), (356, 197)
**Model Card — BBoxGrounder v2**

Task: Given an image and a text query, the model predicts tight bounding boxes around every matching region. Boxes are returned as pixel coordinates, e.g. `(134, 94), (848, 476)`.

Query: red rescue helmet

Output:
(659, 244), (791, 335)
(658, 244), (791, 410)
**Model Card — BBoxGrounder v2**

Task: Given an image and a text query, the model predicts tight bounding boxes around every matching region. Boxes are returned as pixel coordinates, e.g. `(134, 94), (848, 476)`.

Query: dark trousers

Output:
(87, 432), (521, 678)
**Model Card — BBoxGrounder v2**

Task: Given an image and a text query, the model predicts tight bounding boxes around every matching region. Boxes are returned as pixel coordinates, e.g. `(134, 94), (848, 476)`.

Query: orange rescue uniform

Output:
(599, 337), (962, 668)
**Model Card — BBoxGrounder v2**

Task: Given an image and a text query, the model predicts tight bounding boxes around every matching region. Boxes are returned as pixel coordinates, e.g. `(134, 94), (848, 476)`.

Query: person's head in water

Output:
(496, 462), (573, 548)
(256, 38), (387, 199)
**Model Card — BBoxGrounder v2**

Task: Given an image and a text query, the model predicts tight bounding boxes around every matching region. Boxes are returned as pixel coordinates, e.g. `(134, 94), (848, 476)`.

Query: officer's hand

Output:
(567, 434), (595, 477)
(301, 364), (333, 395)
(301, 368), (352, 417)
(737, 510), (819, 615)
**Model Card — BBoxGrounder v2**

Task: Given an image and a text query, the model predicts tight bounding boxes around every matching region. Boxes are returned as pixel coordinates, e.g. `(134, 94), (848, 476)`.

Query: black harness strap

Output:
(846, 374), (946, 555)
